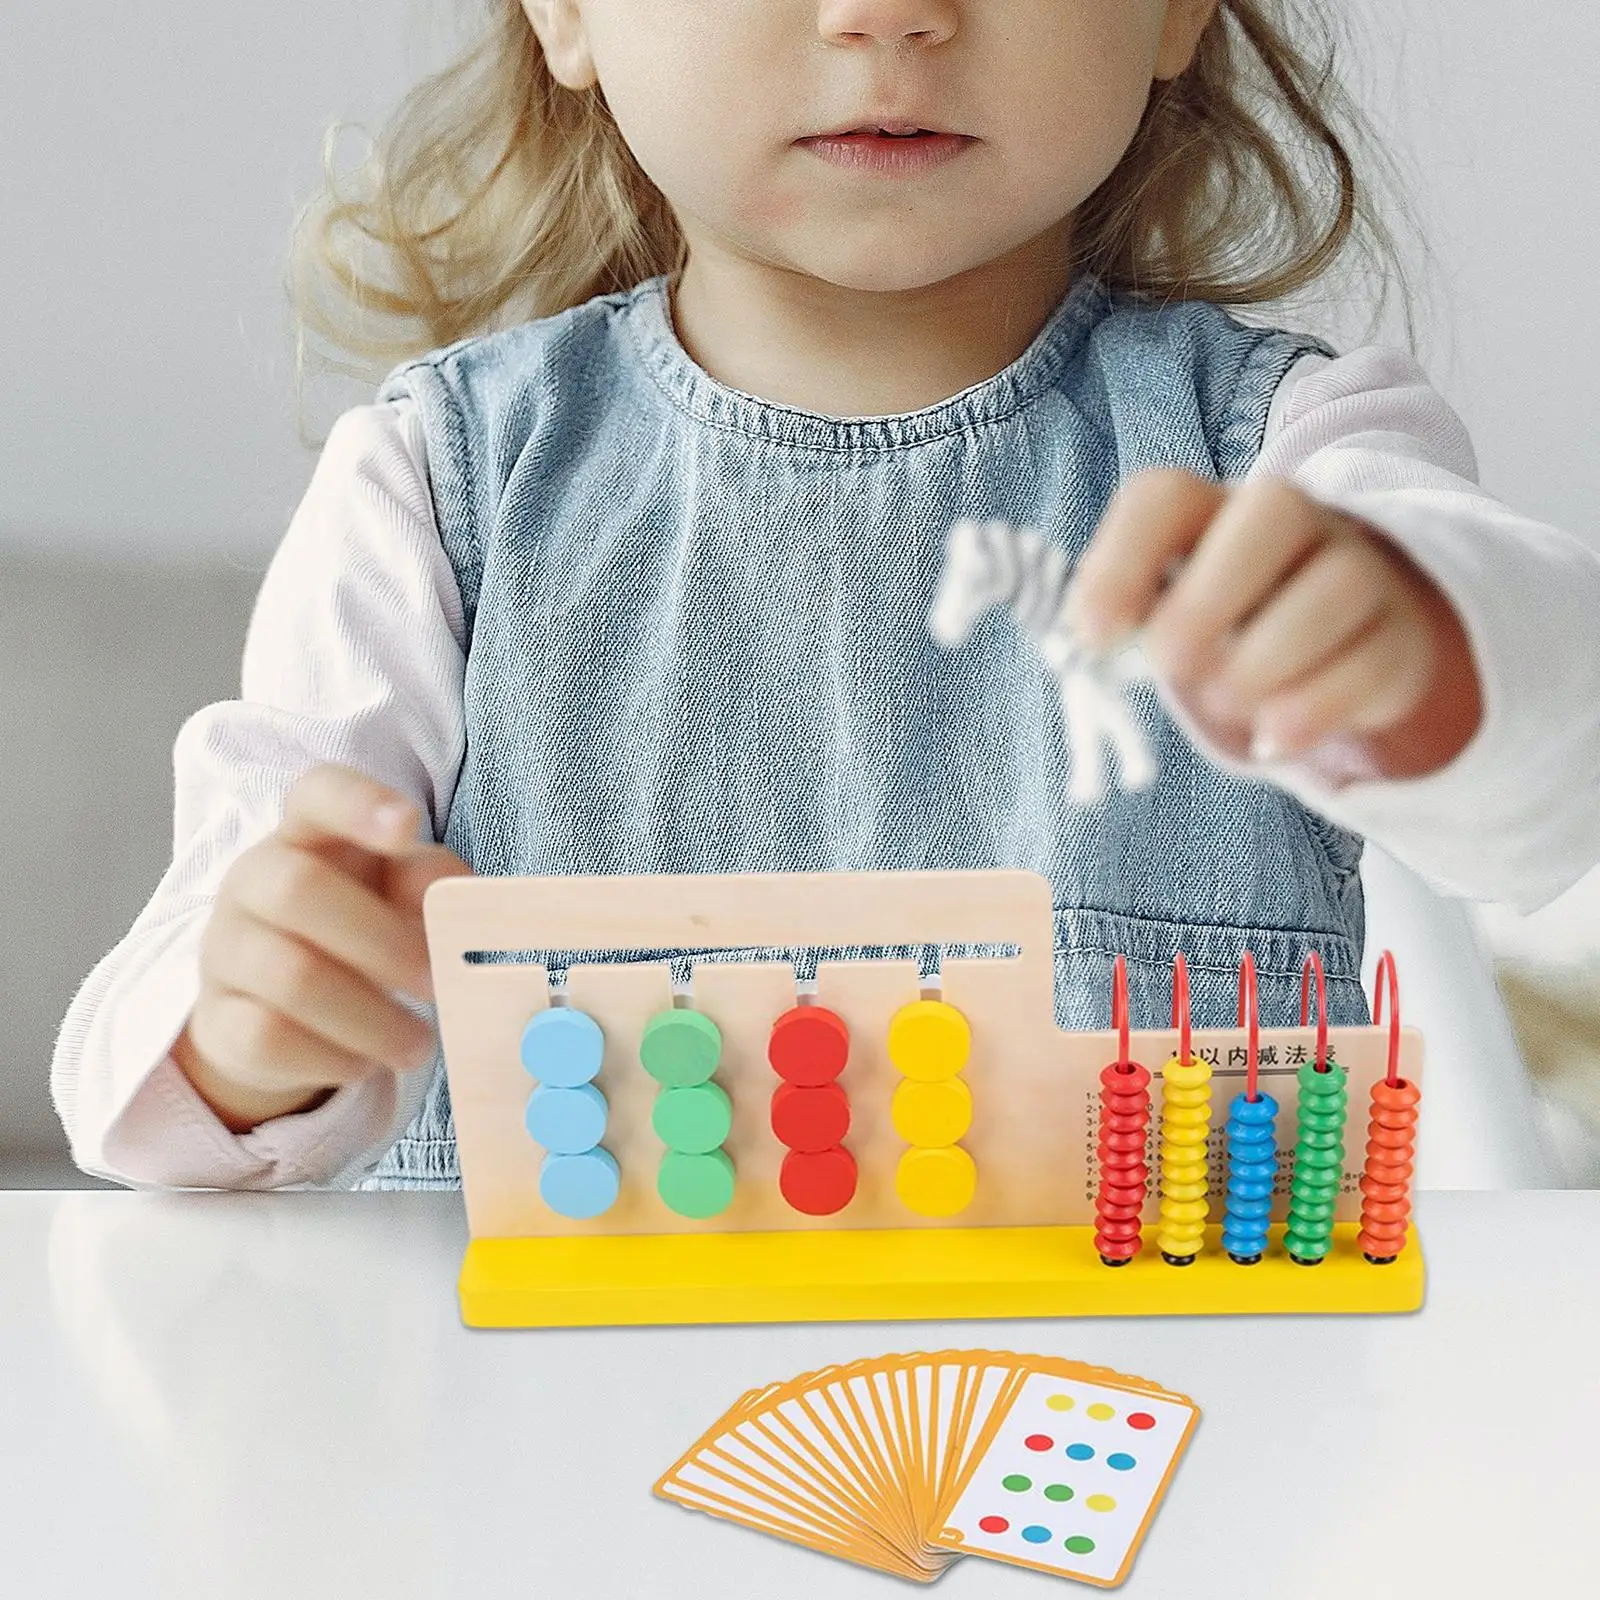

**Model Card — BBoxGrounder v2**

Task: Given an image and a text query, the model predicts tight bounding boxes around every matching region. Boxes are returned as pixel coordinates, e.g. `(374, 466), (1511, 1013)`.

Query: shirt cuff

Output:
(100, 1050), (402, 1191)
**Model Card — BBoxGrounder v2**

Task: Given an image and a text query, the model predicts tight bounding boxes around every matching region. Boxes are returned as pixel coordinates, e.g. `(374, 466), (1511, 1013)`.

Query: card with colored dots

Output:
(934, 1359), (1198, 1585)
(654, 1349), (1196, 1587)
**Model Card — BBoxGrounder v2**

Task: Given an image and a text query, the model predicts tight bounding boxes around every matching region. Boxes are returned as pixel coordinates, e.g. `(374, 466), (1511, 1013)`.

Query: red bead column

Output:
(767, 1004), (857, 1216)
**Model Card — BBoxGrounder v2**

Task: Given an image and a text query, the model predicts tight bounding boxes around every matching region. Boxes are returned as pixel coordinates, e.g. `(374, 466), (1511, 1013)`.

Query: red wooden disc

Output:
(770, 1082), (851, 1152)
(779, 1146), (858, 1216)
(767, 1005), (850, 1086)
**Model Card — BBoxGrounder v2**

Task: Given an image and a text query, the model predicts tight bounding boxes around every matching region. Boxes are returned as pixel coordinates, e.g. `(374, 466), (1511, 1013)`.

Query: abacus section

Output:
(518, 1005), (620, 1220)
(1094, 1060), (1151, 1266)
(1358, 1077), (1421, 1264)
(1155, 1054), (1212, 1267)
(640, 1006), (735, 1220)
(1284, 1057), (1349, 1265)
(768, 1004), (858, 1216)
(887, 998), (977, 1218)
(1220, 1089), (1279, 1266)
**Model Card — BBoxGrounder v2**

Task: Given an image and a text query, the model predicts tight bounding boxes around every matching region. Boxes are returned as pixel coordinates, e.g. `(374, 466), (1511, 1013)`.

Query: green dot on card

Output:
(1064, 1535), (1095, 1555)
(1043, 1483), (1074, 1502)
(658, 1148), (735, 1219)
(1001, 1474), (1031, 1493)
(652, 1082), (732, 1154)
(639, 1008), (722, 1087)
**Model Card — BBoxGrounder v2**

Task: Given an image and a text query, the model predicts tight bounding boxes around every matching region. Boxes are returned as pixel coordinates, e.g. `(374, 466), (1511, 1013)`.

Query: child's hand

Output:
(171, 762), (473, 1133)
(1062, 468), (1483, 775)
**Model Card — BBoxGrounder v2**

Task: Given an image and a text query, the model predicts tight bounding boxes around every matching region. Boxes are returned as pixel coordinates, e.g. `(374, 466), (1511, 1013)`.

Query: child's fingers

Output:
(200, 908), (440, 1077)
(229, 838), (436, 1003)
(1201, 538), (1391, 714)
(1251, 611), (1435, 757)
(189, 987), (410, 1101)
(1141, 476), (1327, 686)
(1065, 468), (1227, 651)
(277, 762), (428, 857)
(383, 841), (476, 918)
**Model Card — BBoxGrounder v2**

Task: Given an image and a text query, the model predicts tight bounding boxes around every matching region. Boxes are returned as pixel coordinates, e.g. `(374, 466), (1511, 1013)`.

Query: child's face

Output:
(526, 1), (1217, 293)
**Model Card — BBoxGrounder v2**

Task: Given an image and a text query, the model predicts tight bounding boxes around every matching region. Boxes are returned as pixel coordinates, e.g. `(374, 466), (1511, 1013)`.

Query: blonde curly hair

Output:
(286, 0), (1425, 444)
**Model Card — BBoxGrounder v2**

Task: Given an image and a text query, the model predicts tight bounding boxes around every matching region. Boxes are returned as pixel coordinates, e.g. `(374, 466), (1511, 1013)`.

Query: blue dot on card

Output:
(1021, 1525), (1052, 1544)
(539, 1148), (619, 1219)
(1065, 1443), (1095, 1461)
(1108, 1453), (1136, 1471)
(524, 1082), (608, 1153)
(520, 1006), (604, 1086)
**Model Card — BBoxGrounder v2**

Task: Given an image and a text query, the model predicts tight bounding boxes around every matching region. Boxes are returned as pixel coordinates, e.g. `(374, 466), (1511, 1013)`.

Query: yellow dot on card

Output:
(1087, 1494), (1117, 1513)
(1045, 1394), (1077, 1413)
(886, 999), (971, 1082)
(895, 1145), (977, 1217)
(1087, 1403), (1115, 1421)
(891, 1077), (973, 1147)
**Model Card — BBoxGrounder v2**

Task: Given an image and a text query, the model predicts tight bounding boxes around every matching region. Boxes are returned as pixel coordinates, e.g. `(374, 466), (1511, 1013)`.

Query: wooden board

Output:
(423, 868), (1422, 1246)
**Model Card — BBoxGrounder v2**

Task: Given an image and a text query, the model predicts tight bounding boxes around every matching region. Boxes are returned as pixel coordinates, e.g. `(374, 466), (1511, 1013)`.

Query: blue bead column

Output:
(519, 1005), (619, 1219)
(1221, 1090), (1279, 1264)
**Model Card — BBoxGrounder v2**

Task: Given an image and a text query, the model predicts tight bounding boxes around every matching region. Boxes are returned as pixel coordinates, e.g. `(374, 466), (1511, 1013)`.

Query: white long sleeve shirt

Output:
(49, 346), (1600, 1189)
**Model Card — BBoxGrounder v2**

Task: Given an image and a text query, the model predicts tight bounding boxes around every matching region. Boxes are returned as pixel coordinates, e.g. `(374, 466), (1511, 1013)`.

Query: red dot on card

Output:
(978, 1516), (1009, 1535)
(771, 1081), (851, 1151)
(1024, 1435), (1054, 1452)
(1127, 1413), (1156, 1431)
(779, 1146), (858, 1216)
(768, 1006), (850, 1085)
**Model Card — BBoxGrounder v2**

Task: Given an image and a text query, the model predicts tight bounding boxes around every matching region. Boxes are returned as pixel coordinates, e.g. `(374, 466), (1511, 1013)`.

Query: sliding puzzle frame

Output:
(423, 869), (1424, 1327)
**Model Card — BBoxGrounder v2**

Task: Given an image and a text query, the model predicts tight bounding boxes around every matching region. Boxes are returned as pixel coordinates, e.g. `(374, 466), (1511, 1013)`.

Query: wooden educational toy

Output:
(422, 867), (1424, 1328)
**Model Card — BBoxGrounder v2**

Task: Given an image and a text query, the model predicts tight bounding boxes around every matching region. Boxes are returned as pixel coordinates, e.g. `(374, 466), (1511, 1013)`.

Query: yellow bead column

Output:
(1155, 1052), (1213, 1265)
(887, 998), (977, 1218)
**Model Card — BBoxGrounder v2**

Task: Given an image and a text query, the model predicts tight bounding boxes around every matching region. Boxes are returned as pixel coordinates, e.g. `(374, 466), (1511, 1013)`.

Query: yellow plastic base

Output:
(458, 1222), (1424, 1328)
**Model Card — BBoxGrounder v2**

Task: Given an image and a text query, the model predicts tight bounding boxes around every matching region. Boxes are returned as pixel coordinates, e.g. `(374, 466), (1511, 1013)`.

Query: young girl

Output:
(53, 1), (1600, 1191)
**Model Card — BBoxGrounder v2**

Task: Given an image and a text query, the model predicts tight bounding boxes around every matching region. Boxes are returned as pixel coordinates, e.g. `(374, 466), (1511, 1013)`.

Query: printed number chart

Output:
(422, 867), (1425, 1327)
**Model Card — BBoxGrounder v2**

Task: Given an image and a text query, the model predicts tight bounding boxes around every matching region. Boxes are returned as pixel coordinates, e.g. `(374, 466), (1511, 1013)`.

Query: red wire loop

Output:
(1300, 951), (1330, 1072)
(1112, 953), (1133, 1073)
(1371, 949), (1403, 1087)
(1171, 952), (1192, 1066)
(1236, 950), (1259, 1101)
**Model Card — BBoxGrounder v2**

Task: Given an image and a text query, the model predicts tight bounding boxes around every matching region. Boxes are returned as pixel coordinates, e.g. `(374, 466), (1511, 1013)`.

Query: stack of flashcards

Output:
(654, 1350), (1198, 1587)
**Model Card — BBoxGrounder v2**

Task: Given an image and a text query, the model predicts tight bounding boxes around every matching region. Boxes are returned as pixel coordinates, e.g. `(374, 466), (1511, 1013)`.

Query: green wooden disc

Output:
(658, 1148), (736, 1219)
(652, 1082), (732, 1155)
(639, 1008), (722, 1087)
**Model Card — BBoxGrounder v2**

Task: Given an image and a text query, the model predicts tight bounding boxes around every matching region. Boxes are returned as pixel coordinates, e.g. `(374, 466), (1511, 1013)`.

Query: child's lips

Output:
(797, 131), (975, 173)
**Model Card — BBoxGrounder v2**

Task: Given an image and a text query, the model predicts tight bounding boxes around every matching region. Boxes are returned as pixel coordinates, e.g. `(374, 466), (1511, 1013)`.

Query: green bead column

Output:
(639, 1007), (735, 1219)
(1284, 1056), (1349, 1264)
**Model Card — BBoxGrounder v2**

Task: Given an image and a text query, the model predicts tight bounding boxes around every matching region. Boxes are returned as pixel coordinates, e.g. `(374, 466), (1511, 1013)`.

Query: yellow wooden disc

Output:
(895, 1145), (977, 1217)
(1161, 1055), (1212, 1089)
(886, 999), (971, 1082)
(891, 1077), (974, 1148)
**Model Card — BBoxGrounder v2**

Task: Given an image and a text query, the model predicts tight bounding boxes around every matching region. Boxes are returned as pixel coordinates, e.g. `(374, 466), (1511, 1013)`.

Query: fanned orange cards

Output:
(655, 1350), (1198, 1587)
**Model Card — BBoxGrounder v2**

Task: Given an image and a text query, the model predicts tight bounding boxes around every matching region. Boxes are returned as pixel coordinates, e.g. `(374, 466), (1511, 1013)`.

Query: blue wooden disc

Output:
(539, 1147), (620, 1219)
(519, 1005), (604, 1086)
(525, 1082), (609, 1155)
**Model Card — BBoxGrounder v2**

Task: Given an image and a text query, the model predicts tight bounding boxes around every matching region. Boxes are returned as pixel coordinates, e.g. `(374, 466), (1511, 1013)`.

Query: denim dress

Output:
(358, 269), (1356, 1190)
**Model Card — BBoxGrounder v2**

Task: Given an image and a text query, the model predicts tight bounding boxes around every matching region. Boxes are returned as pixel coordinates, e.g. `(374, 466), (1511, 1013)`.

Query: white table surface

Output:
(2, 1189), (1595, 1600)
